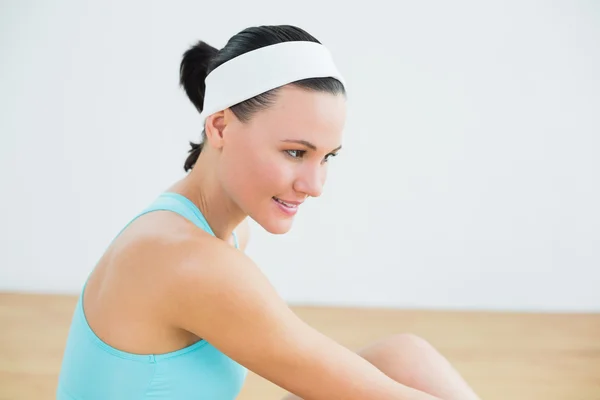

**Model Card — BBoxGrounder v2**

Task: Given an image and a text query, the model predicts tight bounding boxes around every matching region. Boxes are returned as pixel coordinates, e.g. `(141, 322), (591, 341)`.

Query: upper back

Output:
(57, 192), (248, 400)
(84, 192), (241, 353)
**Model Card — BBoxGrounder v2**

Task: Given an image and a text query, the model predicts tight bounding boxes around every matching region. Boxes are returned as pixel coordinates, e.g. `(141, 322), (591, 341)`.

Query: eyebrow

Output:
(281, 139), (342, 153)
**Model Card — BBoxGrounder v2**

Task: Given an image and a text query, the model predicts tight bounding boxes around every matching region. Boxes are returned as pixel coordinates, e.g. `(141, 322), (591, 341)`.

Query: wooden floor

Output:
(0, 293), (598, 400)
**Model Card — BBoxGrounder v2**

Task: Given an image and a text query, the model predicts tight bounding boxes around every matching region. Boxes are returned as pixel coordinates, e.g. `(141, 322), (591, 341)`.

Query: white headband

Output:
(198, 41), (345, 127)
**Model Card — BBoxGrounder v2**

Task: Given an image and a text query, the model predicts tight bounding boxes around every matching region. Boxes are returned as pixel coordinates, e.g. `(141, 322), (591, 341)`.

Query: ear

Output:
(204, 110), (227, 149)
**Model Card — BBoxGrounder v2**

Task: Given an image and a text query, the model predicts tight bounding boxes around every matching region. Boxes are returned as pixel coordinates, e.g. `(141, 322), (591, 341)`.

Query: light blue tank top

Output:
(57, 192), (248, 399)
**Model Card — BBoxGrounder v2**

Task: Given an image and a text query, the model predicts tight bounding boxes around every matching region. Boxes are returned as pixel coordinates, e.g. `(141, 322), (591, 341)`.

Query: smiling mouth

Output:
(272, 197), (300, 208)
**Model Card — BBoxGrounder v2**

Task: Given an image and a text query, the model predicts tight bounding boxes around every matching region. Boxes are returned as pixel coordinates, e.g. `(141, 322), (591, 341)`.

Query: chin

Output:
(260, 218), (294, 235)
(251, 211), (295, 235)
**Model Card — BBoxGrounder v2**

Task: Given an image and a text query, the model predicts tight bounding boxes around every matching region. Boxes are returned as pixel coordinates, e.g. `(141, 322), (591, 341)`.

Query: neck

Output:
(168, 149), (246, 242)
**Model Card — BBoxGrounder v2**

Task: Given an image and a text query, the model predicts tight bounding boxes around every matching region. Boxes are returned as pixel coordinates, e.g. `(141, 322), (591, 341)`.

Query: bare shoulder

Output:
(108, 213), (253, 310)
(165, 230), (285, 332)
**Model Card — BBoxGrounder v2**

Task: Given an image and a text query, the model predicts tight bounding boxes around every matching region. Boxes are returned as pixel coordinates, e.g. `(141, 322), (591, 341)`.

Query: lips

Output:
(272, 197), (300, 208)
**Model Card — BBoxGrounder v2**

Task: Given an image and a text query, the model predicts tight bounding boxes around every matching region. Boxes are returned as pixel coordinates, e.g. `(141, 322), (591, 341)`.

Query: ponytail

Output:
(179, 41), (218, 171)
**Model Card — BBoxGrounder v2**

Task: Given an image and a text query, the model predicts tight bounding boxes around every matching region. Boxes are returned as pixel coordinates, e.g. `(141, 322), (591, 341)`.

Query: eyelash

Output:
(285, 150), (337, 163)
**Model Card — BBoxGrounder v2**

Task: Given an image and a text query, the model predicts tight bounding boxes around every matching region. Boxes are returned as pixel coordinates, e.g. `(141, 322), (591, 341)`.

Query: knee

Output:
(362, 333), (436, 360)
(358, 333), (441, 381)
(385, 333), (433, 350)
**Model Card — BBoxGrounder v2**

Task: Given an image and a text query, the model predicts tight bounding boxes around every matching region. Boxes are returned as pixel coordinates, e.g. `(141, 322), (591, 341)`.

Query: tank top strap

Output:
(231, 230), (239, 249)
(79, 192), (239, 301)
(143, 192), (215, 235)
(112, 192), (237, 249)
(81, 192), (239, 291)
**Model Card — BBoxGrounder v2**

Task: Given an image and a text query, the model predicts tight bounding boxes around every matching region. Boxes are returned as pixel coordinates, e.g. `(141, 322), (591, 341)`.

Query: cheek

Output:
(223, 147), (291, 204)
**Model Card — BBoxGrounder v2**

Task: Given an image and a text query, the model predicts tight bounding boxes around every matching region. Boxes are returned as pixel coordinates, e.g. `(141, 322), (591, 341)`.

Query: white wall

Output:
(1, 0), (599, 312)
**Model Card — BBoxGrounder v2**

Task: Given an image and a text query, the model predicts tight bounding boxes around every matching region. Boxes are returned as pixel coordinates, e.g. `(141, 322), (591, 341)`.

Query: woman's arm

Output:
(168, 238), (444, 400)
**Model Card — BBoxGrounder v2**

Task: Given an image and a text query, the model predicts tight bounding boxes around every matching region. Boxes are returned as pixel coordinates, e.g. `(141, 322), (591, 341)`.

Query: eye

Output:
(285, 150), (306, 159)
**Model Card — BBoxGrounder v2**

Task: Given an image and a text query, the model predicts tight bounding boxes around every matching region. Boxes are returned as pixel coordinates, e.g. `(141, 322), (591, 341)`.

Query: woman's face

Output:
(218, 85), (347, 234)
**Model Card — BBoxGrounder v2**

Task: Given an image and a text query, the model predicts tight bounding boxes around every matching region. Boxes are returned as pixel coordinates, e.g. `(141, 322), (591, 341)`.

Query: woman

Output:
(57, 25), (480, 400)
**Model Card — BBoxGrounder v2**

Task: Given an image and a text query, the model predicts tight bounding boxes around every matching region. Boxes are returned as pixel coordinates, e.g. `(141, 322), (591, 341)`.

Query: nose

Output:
(294, 164), (326, 198)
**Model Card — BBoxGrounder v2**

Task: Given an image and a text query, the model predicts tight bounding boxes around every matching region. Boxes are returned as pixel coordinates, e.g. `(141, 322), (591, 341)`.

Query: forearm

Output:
(273, 334), (445, 400)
